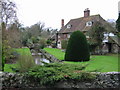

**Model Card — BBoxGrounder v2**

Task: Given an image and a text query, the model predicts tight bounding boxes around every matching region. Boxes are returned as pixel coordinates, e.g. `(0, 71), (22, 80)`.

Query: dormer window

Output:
(67, 24), (72, 28)
(86, 21), (93, 26)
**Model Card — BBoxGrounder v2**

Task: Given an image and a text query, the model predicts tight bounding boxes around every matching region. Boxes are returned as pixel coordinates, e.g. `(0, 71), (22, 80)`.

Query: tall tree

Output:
(1, 0), (17, 27)
(88, 22), (106, 54)
(29, 22), (45, 37)
(7, 22), (22, 48)
(1, 0), (18, 71)
(88, 22), (106, 46)
(116, 14), (120, 32)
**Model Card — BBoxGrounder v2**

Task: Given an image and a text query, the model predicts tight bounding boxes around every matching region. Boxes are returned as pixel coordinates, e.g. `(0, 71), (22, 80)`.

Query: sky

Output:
(13, 0), (120, 29)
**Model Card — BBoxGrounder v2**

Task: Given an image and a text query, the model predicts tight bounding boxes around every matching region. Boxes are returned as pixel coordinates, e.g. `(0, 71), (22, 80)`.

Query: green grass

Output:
(43, 48), (65, 60)
(12, 48), (32, 56)
(44, 48), (119, 72)
(4, 48), (32, 72)
(4, 64), (18, 73)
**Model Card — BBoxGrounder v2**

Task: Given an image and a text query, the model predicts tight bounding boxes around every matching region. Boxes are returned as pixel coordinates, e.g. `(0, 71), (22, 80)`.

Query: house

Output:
(57, 8), (119, 54)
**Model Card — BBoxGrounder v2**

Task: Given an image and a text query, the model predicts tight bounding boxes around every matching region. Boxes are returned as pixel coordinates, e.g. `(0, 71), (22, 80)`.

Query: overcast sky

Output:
(14, 0), (119, 29)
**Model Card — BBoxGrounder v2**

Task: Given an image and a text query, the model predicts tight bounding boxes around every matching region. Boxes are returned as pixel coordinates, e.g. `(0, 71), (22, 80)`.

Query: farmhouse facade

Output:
(56, 8), (119, 54)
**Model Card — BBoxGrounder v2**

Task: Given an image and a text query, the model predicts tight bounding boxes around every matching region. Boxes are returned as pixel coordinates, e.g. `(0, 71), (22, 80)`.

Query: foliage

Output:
(6, 28), (22, 48)
(17, 54), (35, 72)
(88, 22), (106, 54)
(25, 63), (96, 85)
(4, 54), (118, 73)
(4, 48), (34, 72)
(21, 22), (58, 48)
(116, 14), (120, 32)
(21, 29), (32, 46)
(1, 0), (17, 26)
(0, 27), (2, 70)
(13, 48), (35, 72)
(117, 32), (120, 38)
(2, 40), (14, 71)
(61, 39), (68, 49)
(46, 39), (52, 45)
(88, 44), (98, 54)
(8, 48), (34, 72)
(31, 36), (39, 43)
(65, 31), (90, 62)
(88, 22), (106, 46)
(0, 49), (1, 71)
(39, 38), (46, 49)
(2, 40), (13, 62)
(43, 48), (65, 60)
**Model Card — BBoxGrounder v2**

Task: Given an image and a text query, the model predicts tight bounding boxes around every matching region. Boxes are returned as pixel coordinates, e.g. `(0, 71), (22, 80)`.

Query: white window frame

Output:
(86, 21), (92, 26)
(67, 24), (72, 28)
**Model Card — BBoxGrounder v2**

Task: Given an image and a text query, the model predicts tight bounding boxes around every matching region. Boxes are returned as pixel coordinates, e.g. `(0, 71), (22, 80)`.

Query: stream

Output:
(32, 52), (50, 65)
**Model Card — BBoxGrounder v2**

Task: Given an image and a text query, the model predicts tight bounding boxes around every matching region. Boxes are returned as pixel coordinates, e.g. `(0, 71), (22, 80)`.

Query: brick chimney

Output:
(84, 8), (90, 17)
(61, 19), (64, 28)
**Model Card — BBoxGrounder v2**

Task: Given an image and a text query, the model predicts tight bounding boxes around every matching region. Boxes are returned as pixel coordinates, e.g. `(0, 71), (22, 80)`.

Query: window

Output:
(58, 42), (60, 44)
(86, 21), (93, 26)
(67, 24), (72, 28)
(67, 34), (70, 38)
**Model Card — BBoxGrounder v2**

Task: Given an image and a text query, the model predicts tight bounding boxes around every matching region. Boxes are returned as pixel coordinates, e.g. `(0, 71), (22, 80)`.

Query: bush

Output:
(61, 39), (68, 49)
(39, 38), (46, 49)
(17, 54), (35, 72)
(25, 63), (95, 85)
(65, 31), (90, 61)
(31, 36), (38, 43)
(46, 39), (52, 45)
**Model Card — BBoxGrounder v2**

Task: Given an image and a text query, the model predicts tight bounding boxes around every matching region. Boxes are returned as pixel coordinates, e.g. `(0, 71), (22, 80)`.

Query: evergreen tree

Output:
(65, 31), (90, 62)
(116, 14), (120, 32)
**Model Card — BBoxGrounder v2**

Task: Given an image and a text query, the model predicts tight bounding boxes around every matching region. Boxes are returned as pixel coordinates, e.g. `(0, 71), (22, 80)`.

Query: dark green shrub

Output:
(61, 39), (68, 49)
(46, 39), (52, 45)
(25, 63), (95, 85)
(65, 31), (90, 61)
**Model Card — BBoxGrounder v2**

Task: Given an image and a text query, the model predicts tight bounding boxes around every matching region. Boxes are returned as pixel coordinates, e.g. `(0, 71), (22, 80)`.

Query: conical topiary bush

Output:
(65, 30), (90, 62)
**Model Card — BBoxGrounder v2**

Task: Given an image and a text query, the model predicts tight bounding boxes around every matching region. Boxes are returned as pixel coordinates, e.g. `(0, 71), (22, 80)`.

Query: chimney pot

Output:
(84, 8), (90, 17)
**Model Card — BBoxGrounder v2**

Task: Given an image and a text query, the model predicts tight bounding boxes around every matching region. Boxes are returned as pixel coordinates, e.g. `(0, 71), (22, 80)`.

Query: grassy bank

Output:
(13, 48), (32, 56)
(43, 48), (65, 60)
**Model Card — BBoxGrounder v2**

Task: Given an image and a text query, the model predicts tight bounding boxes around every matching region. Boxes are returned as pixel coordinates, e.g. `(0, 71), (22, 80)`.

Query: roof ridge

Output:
(71, 14), (100, 20)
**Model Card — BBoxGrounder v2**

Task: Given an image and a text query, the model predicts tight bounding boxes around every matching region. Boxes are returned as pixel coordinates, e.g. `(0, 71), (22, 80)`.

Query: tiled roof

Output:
(59, 14), (115, 33)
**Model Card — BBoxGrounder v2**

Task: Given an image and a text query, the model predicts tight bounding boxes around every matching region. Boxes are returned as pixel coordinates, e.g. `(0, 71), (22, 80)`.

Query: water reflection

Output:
(32, 53), (50, 65)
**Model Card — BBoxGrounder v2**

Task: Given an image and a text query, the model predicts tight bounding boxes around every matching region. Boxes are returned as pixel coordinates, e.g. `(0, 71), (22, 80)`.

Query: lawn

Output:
(43, 48), (65, 60)
(44, 48), (119, 72)
(12, 48), (32, 56)
(4, 48), (32, 72)
(4, 64), (18, 73)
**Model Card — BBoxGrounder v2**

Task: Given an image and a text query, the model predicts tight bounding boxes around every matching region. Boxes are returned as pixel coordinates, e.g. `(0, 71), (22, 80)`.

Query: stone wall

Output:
(0, 72), (120, 88)
(112, 44), (119, 53)
(39, 49), (61, 62)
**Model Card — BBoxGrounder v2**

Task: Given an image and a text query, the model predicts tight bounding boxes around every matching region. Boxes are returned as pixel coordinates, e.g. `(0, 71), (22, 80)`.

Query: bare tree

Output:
(1, 0), (17, 27)
(29, 21), (45, 37)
